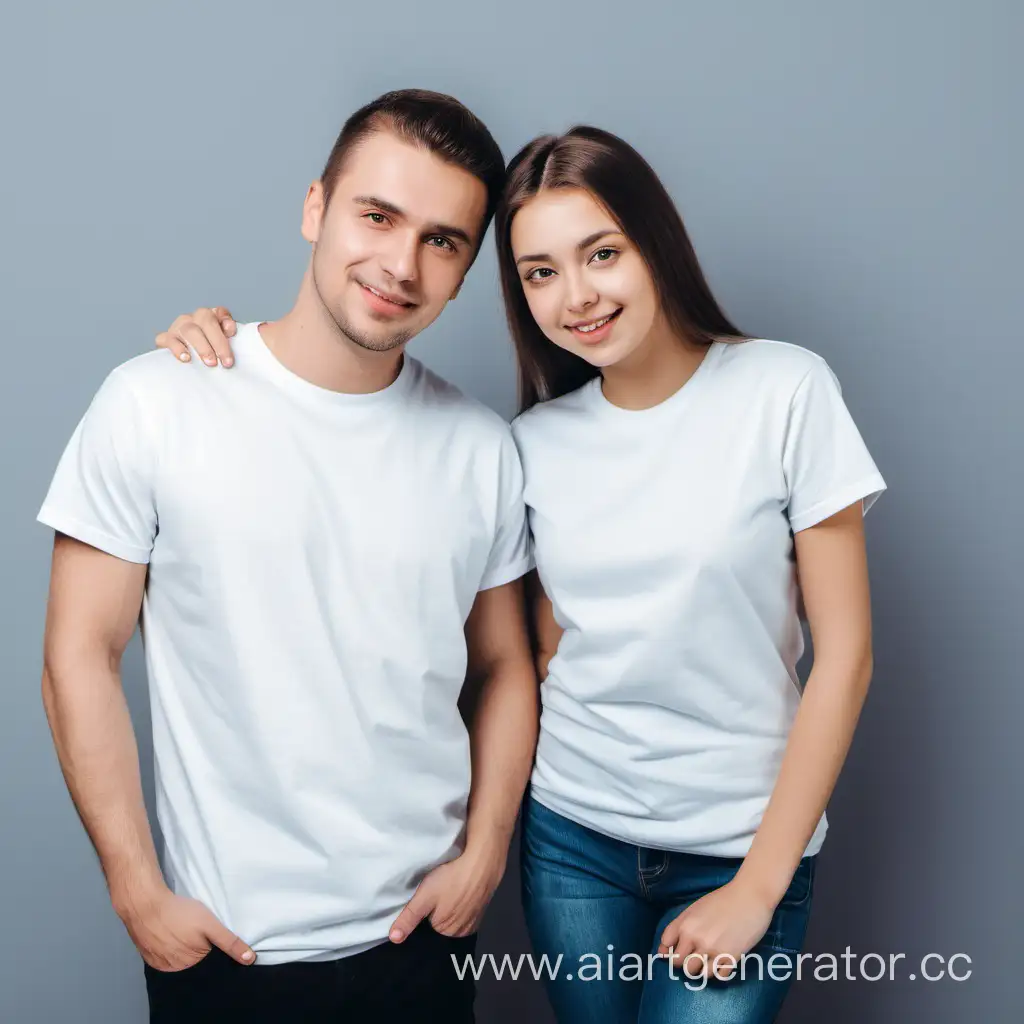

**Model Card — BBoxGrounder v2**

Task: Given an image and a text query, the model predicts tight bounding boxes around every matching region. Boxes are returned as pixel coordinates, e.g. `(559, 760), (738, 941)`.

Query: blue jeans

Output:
(520, 793), (815, 1023)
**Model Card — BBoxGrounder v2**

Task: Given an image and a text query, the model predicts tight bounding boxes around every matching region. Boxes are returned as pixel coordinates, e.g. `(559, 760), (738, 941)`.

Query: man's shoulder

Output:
(406, 358), (514, 441)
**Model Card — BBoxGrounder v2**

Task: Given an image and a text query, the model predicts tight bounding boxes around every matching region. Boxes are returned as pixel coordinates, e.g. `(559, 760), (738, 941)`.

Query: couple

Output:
(38, 88), (886, 1023)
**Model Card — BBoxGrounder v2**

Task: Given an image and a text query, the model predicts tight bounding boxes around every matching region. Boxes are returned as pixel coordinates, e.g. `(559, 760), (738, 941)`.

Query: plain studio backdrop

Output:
(2, 1), (1020, 1021)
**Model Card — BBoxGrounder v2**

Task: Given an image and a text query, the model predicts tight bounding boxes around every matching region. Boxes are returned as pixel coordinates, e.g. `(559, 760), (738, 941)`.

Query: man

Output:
(38, 89), (538, 1022)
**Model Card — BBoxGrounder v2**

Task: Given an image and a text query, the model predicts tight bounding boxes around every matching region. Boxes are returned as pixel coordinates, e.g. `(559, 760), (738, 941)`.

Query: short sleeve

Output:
(478, 430), (534, 591)
(36, 369), (158, 563)
(782, 357), (887, 533)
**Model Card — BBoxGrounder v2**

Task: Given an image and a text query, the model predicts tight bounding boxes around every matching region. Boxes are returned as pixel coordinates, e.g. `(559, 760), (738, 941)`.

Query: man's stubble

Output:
(311, 258), (415, 354)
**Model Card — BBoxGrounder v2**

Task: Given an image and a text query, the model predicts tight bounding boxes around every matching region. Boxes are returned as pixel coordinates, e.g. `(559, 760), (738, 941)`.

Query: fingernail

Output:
(390, 929), (403, 941)
(242, 950), (254, 962)
(222, 357), (233, 367)
(179, 352), (190, 362)
(204, 357), (216, 366)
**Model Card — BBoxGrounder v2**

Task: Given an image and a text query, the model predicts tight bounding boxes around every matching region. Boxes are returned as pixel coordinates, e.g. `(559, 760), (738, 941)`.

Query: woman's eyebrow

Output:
(515, 229), (621, 266)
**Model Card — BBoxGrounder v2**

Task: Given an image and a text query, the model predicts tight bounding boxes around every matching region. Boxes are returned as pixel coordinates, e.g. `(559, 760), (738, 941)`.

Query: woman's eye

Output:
(526, 267), (554, 281)
(591, 247), (617, 263)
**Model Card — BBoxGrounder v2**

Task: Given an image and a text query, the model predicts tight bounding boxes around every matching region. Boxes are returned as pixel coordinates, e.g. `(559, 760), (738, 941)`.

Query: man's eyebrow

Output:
(353, 195), (405, 218)
(515, 229), (621, 266)
(426, 222), (474, 247)
(353, 195), (474, 247)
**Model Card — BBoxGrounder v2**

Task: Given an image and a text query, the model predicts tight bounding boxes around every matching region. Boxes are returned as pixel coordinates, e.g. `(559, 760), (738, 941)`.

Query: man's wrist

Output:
(463, 819), (514, 867)
(108, 866), (169, 922)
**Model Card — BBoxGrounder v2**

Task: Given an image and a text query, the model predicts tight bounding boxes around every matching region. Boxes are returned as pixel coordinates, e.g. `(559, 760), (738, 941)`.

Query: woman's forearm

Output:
(736, 650), (873, 904)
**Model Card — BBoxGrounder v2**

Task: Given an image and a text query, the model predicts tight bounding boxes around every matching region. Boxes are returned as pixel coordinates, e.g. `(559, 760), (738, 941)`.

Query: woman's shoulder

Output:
(716, 336), (837, 395)
(719, 336), (828, 373)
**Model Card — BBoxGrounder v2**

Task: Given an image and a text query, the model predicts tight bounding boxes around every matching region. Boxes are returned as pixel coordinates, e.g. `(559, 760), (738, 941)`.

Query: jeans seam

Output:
(637, 849), (669, 894)
(636, 847), (650, 897)
(646, 851), (670, 882)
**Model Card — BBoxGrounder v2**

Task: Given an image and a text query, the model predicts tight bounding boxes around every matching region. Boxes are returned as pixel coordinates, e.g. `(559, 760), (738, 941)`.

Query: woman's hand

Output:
(156, 307), (238, 367)
(658, 877), (776, 981)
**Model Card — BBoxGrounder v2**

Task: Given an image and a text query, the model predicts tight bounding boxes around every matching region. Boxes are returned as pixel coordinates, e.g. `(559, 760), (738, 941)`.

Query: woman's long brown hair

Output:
(495, 126), (747, 414)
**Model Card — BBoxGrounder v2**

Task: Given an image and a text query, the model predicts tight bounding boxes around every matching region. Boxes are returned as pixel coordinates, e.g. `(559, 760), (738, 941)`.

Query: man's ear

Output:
(301, 181), (327, 244)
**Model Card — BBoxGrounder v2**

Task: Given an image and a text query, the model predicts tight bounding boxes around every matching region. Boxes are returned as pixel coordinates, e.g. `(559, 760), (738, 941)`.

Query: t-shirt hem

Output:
(527, 785), (827, 859)
(250, 935), (389, 965)
(478, 553), (534, 592)
(37, 505), (152, 564)
(788, 473), (887, 534)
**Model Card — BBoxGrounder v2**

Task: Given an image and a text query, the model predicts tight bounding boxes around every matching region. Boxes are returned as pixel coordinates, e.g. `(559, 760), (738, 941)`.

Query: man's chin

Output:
(332, 309), (414, 353)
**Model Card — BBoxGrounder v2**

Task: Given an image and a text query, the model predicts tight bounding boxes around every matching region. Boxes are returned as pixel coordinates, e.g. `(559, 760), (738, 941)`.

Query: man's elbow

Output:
(42, 633), (124, 704)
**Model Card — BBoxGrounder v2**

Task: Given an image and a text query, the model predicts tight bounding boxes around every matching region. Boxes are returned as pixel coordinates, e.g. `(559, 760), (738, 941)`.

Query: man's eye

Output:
(427, 236), (455, 252)
(365, 212), (388, 225)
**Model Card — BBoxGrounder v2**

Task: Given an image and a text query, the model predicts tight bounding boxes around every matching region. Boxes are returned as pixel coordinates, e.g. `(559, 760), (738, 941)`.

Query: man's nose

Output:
(381, 231), (420, 285)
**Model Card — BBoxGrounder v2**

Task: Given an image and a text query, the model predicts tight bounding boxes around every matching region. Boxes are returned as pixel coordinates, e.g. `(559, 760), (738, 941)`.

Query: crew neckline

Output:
(240, 321), (414, 408)
(586, 340), (726, 419)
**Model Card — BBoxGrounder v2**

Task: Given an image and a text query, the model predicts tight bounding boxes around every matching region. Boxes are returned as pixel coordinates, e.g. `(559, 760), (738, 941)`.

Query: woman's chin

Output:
(572, 338), (635, 369)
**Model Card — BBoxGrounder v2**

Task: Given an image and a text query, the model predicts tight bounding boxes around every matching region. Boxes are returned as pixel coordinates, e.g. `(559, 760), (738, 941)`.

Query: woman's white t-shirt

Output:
(511, 338), (886, 858)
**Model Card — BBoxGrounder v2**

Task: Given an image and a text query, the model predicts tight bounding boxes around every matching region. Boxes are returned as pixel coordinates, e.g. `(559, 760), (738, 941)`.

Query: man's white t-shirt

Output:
(511, 338), (886, 859)
(38, 322), (532, 964)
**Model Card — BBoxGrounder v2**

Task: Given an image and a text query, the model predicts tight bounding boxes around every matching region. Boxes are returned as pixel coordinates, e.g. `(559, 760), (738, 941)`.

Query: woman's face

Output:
(510, 188), (662, 369)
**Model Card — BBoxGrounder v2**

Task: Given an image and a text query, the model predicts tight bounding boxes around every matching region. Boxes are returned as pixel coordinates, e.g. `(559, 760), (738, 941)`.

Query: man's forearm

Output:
(463, 659), (539, 859)
(41, 653), (165, 914)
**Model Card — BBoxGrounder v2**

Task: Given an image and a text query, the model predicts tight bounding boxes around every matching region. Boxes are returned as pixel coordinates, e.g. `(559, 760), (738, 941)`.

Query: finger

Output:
(389, 891), (433, 943)
(210, 307), (238, 337)
(680, 949), (709, 980)
(667, 936), (699, 976)
(711, 953), (737, 981)
(177, 321), (220, 367)
(201, 913), (256, 965)
(193, 306), (237, 367)
(430, 911), (464, 937)
(156, 330), (192, 363)
(659, 920), (682, 951)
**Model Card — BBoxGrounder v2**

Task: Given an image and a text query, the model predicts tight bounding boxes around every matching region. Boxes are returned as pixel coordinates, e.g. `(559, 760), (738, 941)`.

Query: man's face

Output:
(302, 131), (488, 352)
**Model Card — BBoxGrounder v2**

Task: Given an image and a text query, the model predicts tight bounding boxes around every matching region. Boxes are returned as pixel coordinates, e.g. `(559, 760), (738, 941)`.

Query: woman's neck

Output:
(600, 322), (713, 411)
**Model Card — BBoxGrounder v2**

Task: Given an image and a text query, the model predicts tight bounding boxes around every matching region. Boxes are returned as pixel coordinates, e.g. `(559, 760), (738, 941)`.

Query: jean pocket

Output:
(778, 856), (816, 908)
(761, 858), (816, 955)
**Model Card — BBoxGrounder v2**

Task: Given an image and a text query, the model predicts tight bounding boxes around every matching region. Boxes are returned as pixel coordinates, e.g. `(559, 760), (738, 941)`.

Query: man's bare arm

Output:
(462, 577), (540, 859)
(42, 534), (162, 907)
(41, 533), (254, 968)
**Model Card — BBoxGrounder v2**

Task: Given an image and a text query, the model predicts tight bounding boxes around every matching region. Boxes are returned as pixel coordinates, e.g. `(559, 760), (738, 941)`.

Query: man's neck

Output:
(260, 288), (405, 396)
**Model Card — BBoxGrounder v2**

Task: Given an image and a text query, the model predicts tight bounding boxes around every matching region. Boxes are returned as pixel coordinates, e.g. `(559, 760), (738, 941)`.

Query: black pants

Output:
(144, 924), (477, 1023)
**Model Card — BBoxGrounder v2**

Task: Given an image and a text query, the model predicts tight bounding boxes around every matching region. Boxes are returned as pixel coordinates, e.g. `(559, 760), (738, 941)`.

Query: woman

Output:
(156, 126), (885, 1023)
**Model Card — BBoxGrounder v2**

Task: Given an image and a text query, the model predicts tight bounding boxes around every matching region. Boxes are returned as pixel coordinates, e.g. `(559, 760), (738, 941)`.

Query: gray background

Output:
(2, 0), (1020, 1021)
